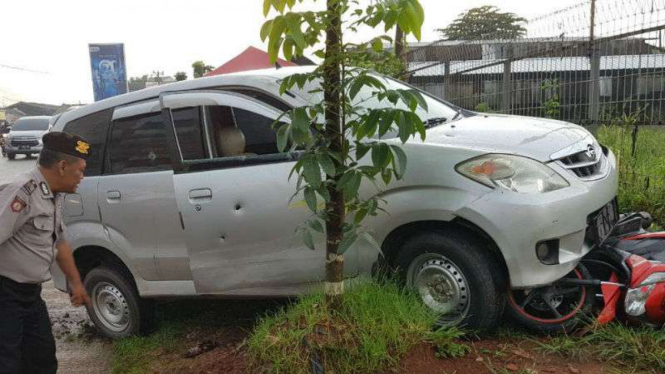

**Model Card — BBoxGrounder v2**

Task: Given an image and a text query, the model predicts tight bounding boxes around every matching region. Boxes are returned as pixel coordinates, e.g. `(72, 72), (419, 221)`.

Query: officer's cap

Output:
(42, 132), (90, 160)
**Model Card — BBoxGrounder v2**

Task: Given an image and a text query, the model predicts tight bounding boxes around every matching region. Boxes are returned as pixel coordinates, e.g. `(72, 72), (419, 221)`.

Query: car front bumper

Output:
(6, 144), (42, 154)
(456, 150), (619, 289)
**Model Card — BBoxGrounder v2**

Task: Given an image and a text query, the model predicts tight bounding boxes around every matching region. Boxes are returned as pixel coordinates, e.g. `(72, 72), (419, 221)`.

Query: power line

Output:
(0, 63), (50, 75)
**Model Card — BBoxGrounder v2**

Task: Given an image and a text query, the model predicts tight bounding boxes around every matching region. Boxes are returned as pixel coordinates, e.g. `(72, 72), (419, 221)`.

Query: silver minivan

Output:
(51, 67), (618, 338)
(5, 116), (50, 160)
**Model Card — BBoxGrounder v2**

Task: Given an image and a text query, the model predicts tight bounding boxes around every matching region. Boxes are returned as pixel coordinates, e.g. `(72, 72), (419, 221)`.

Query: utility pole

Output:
(588, 0), (601, 134)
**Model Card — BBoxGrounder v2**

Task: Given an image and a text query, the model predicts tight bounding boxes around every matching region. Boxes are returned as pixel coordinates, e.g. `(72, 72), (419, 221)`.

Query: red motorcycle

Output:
(507, 212), (665, 332)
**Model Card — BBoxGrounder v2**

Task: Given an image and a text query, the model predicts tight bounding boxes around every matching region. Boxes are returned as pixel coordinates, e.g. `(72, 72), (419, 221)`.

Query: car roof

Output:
(55, 66), (316, 127)
(14, 116), (51, 122)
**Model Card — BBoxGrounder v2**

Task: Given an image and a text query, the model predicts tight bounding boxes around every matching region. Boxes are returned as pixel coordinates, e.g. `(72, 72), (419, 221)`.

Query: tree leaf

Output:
(285, 13), (307, 50)
(302, 155), (322, 188)
(344, 172), (362, 198)
(371, 142), (391, 168)
(308, 218), (325, 233)
(337, 232), (359, 255)
(263, 0), (271, 16)
(371, 38), (383, 52)
(304, 187), (318, 213)
(390, 144), (408, 179)
(303, 229), (315, 250)
(276, 123), (290, 152)
(317, 153), (336, 177)
(361, 232), (383, 256)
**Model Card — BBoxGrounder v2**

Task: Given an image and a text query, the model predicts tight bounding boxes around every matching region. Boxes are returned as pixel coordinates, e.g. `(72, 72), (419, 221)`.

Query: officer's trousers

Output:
(0, 276), (57, 374)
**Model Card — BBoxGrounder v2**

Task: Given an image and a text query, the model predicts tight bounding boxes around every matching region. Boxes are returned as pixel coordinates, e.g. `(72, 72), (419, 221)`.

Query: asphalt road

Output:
(0, 154), (112, 374)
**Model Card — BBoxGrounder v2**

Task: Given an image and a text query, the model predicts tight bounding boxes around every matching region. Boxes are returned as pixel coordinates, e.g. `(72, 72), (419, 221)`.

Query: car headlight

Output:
(456, 154), (570, 194)
(624, 273), (665, 317)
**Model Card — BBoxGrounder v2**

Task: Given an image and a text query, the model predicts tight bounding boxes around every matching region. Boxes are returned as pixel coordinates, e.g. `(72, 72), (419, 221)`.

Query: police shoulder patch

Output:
(10, 196), (27, 213)
(21, 180), (38, 195)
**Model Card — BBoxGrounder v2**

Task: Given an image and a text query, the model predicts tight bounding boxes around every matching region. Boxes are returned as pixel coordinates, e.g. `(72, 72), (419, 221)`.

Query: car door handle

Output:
(189, 188), (212, 202)
(106, 190), (121, 203)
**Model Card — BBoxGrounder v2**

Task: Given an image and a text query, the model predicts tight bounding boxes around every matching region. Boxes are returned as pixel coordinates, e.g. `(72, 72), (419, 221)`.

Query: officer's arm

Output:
(56, 241), (92, 307)
(0, 186), (30, 245)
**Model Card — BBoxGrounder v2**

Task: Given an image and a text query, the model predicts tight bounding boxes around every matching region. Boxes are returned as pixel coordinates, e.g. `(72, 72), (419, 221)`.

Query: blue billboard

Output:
(89, 43), (128, 101)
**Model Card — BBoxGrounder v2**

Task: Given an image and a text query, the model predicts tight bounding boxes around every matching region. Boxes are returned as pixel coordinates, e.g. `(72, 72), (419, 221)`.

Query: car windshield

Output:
(12, 118), (49, 131)
(289, 73), (460, 138)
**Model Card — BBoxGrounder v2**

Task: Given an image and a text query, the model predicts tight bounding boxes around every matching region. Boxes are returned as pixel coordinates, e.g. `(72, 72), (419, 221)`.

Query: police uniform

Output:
(0, 132), (89, 374)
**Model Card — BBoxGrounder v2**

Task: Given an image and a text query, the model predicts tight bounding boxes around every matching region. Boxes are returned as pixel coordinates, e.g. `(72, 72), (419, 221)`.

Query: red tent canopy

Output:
(204, 46), (298, 77)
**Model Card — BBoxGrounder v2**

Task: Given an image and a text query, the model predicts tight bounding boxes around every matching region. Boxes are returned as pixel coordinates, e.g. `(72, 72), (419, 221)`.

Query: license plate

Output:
(594, 200), (619, 243)
(18, 146), (29, 150)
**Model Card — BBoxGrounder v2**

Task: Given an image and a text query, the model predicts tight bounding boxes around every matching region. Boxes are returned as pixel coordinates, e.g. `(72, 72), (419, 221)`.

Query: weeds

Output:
(247, 278), (467, 374)
(598, 125), (665, 225)
(533, 322), (665, 373)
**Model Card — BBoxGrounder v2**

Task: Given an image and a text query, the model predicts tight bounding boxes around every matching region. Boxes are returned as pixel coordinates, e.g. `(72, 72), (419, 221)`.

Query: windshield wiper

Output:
(424, 117), (448, 128)
(451, 110), (462, 121)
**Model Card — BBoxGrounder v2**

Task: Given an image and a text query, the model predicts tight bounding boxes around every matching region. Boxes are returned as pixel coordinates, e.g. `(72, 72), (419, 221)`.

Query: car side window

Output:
(108, 112), (172, 174)
(62, 109), (113, 176)
(172, 107), (208, 160)
(206, 106), (280, 158)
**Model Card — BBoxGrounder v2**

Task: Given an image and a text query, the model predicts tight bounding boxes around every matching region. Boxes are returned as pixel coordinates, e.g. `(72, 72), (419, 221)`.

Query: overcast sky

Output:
(0, 0), (586, 106)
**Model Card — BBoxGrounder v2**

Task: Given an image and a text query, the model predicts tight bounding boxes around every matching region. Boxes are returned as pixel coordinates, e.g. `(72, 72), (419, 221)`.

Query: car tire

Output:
(505, 263), (595, 334)
(396, 230), (506, 331)
(7, 153), (15, 160)
(83, 265), (154, 339)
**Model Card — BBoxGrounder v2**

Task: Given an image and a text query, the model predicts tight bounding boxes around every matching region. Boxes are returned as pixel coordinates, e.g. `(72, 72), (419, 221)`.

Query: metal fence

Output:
(406, 0), (665, 127)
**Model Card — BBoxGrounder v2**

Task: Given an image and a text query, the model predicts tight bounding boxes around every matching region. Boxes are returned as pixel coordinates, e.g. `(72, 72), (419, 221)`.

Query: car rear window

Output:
(12, 118), (49, 131)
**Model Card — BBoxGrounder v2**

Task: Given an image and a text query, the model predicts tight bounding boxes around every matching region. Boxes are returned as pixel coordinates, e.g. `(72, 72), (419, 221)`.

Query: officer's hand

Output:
(70, 284), (92, 307)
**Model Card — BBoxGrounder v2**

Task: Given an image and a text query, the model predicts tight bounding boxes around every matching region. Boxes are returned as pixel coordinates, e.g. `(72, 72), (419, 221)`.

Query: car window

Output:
(172, 107), (208, 160)
(63, 109), (113, 176)
(108, 112), (172, 174)
(12, 118), (50, 131)
(207, 106), (280, 157)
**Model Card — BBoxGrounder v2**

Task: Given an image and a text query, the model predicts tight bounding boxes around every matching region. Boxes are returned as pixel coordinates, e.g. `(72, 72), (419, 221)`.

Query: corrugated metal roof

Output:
(409, 54), (665, 76)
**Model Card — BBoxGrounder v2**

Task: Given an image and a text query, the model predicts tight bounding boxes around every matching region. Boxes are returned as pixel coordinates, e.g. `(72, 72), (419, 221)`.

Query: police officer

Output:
(0, 131), (92, 374)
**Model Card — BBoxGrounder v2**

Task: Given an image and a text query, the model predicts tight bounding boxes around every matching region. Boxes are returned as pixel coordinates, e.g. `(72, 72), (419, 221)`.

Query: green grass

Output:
(112, 324), (184, 374)
(534, 322), (665, 373)
(598, 125), (665, 225)
(247, 278), (466, 374)
(110, 298), (285, 374)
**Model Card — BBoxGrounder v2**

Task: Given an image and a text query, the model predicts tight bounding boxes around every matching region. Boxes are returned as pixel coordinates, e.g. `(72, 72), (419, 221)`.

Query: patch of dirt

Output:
(147, 326), (250, 374)
(42, 281), (113, 374)
(144, 328), (617, 374)
(385, 339), (611, 374)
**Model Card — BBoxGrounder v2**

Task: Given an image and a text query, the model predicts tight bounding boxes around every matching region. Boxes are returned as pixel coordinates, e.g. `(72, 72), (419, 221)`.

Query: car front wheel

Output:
(397, 230), (506, 330)
(83, 265), (153, 339)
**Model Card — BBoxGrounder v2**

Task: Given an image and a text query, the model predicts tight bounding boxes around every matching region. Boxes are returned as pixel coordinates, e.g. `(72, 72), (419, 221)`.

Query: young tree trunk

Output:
(323, 0), (345, 310)
(395, 26), (407, 68)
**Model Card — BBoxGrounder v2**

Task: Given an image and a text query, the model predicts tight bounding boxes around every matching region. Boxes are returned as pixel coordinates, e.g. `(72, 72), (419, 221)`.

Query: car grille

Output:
(10, 138), (39, 147)
(556, 145), (607, 181)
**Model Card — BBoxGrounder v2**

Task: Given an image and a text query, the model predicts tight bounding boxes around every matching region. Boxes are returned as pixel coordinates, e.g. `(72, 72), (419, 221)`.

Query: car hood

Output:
(423, 114), (593, 162)
(8, 130), (47, 138)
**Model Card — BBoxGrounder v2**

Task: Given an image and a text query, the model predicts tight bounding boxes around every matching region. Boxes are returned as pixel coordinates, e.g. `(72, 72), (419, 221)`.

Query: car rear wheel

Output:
(83, 265), (153, 339)
(397, 230), (506, 330)
(506, 263), (594, 334)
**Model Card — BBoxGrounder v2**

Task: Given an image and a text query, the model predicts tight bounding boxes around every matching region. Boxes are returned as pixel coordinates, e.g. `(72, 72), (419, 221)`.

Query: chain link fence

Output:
(406, 0), (665, 127)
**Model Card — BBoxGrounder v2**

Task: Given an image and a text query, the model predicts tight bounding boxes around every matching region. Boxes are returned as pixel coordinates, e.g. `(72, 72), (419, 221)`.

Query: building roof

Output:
(3, 101), (60, 116)
(409, 54), (665, 76)
(205, 46), (299, 77)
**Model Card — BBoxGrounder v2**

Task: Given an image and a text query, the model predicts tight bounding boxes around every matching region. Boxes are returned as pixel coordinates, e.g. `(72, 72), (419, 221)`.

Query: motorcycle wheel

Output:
(506, 263), (595, 334)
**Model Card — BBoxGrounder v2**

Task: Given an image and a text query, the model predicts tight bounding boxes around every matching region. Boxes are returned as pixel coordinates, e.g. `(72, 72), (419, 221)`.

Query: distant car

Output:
(0, 123), (11, 157)
(50, 66), (618, 338)
(5, 116), (51, 160)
